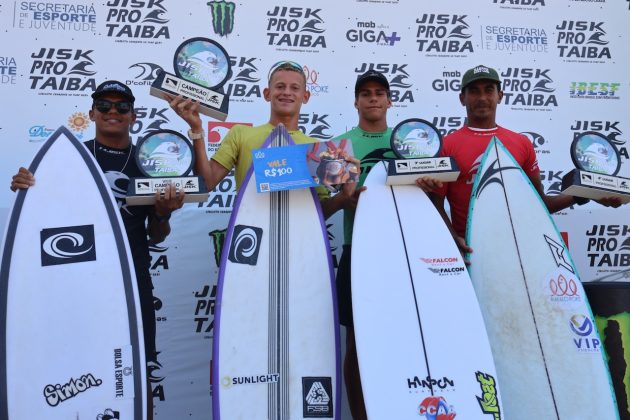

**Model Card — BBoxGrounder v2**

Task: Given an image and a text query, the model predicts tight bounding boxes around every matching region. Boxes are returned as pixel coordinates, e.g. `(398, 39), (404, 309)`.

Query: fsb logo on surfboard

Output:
(40, 224), (96, 266)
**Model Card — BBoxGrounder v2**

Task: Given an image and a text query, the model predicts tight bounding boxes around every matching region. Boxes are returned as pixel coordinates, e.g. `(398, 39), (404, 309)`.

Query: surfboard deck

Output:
(352, 161), (502, 419)
(0, 126), (146, 420)
(212, 125), (340, 420)
(467, 137), (618, 419)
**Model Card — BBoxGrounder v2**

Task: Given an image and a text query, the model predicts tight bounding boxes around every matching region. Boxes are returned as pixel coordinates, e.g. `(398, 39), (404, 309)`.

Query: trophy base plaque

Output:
(561, 169), (630, 204)
(150, 71), (229, 121)
(386, 157), (460, 186)
(126, 176), (209, 205)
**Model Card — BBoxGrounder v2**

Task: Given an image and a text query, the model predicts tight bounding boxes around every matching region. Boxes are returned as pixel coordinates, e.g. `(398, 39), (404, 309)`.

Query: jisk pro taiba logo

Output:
(105, 0), (170, 41)
(415, 14), (473, 55)
(29, 48), (96, 94)
(556, 20), (611, 62)
(500, 67), (557, 109)
(266, 6), (327, 50)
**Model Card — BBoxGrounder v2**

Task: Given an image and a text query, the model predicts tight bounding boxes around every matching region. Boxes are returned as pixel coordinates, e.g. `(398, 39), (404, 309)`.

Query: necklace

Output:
(93, 139), (132, 173)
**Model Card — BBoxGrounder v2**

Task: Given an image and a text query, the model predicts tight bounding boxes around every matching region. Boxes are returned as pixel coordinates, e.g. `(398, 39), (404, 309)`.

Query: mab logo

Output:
(415, 14), (473, 55)
(40, 225), (96, 266)
(105, 0), (170, 41)
(29, 48), (96, 93)
(556, 20), (611, 61)
(500, 68), (558, 109)
(266, 6), (327, 50)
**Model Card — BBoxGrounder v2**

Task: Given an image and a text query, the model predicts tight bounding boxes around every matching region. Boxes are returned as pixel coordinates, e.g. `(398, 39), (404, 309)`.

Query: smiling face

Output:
(263, 69), (310, 120)
(89, 92), (136, 143)
(354, 80), (391, 127)
(459, 79), (503, 129)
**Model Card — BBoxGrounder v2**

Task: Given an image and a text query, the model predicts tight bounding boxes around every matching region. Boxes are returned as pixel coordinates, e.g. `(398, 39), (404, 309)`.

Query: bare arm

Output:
(529, 173), (622, 212)
(147, 184), (185, 245)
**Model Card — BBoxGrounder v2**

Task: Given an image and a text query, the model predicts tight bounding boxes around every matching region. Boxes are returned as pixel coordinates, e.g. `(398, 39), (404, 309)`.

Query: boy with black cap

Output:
(11, 80), (185, 419)
(333, 69), (395, 420)
(417, 65), (621, 254)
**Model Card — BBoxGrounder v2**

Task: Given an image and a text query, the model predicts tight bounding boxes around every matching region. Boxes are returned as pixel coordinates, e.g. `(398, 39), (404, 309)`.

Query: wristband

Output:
(187, 129), (205, 141)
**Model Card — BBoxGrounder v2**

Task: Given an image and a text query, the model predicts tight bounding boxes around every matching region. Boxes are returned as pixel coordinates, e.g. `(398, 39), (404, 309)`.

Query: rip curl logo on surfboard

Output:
(40, 224), (96, 266)
(228, 224), (263, 266)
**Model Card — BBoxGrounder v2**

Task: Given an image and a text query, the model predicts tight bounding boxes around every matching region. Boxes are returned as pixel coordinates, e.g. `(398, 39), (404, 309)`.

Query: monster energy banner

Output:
(585, 281), (630, 419)
(208, 1), (236, 37)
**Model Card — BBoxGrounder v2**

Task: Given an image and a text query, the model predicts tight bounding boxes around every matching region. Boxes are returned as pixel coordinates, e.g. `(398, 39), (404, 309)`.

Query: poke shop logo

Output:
(418, 396), (456, 419)
(299, 112), (334, 140)
(13, 2), (96, 32)
(556, 20), (612, 63)
(40, 225), (96, 266)
(431, 116), (466, 138)
(225, 56), (262, 103)
(208, 0), (236, 37)
(105, 0), (170, 42)
(500, 68), (558, 111)
(354, 62), (415, 106)
(569, 314), (601, 352)
(415, 14), (473, 57)
(266, 6), (327, 52)
(491, 0), (545, 9)
(585, 224), (630, 270)
(346, 20), (401, 47)
(570, 120), (628, 162)
(302, 377), (333, 418)
(43, 373), (103, 406)
(303, 65), (330, 97)
(0, 56), (17, 85)
(29, 48), (97, 95)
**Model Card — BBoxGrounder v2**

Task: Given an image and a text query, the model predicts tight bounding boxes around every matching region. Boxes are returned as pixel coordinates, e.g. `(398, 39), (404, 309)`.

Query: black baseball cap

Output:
(355, 70), (390, 95)
(91, 80), (135, 102)
(461, 65), (501, 91)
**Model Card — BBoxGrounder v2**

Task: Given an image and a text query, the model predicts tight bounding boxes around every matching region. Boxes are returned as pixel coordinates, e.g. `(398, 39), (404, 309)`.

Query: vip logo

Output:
(208, 0), (236, 36)
(40, 225), (96, 266)
(225, 57), (261, 101)
(29, 48), (96, 93)
(96, 408), (120, 420)
(354, 62), (414, 105)
(475, 371), (501, 419)
(228, 225), (263, 266)
(415, 14), (473, 55)
(0, 56), (17, 85)
(299, 113), (333, 140)
(556, 20), (611, 61)
(570, 314), (601, 352)
(501, 68), (558, 109)
(569, 82), (620, 99)
(97, 409), (120, 420)
(266, 6), (327, 50)
(43, 373), (103, 407)
(418, 396), (456, 419)
(346, 20), (401, 47)
(105, 0), (170, 41)
(585, 224), (630, 268)
(302, 377), (333, 418)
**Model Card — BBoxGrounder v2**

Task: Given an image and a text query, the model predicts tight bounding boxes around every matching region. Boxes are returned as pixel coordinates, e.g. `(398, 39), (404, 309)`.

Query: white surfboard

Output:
(213, 125), (340, 420)
(467, 137), (618, 419)
(352, 161), (502, 419)
(0, 126), (146, 420)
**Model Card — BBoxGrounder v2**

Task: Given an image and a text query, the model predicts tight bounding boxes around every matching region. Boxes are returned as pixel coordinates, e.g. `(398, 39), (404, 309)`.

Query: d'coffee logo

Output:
(266, 6), (327, 51)
(299, 112), (333, 140)
(354, 63), (414, 106)
(586, 225), (630, 269)
(40, 225), (96, 266)
(228, 225), (263, 266)
(105, 0), (170, 42)
(556, 20), (611, 62)
(482, 25), (548, 53)
(501, 68), (557, 110)
(225, 57), (262, 102)
(346, 20), (401, 47)
(302, 377), (333, 418)
(415, 14), (473, 56)
(14, 2), (96, 32)
(43, 373), (103, 406)
(29, 48), (96, 94)
(0, 56), (17, 85)
(570, 120), (627, 161)
(208, 0), (236, 37)
(128, 62), (164, 86)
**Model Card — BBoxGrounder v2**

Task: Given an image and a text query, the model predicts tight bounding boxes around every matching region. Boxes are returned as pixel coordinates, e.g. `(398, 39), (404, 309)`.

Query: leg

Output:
(344, 328), (367, 420)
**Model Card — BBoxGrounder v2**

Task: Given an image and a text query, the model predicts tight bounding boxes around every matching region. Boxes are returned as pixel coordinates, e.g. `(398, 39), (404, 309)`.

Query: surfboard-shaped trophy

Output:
(150, 37), (231, 121)
(561, 131), (630, 203)
(386, 118), (459, 185)
(126, 129), (208, 205)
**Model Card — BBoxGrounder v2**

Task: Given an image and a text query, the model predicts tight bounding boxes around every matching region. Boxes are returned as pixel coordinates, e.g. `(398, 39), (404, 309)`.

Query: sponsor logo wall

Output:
(0, 1), (628, 418)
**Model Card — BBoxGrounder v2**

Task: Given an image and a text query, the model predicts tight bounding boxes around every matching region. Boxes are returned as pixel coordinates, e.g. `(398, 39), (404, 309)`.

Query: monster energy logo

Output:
(209, 228), (227, 266)
(208, 1), (235, 36)
(595, 312), (630, 416)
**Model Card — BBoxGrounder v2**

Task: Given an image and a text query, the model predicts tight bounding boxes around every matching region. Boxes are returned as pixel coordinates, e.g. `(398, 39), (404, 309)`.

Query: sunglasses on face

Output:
(267, 60), (303, 81)
(93, 99), (133, 114)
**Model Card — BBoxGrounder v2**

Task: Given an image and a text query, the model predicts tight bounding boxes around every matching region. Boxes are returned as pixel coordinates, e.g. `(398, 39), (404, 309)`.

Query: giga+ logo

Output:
(40, 225), (96, 266)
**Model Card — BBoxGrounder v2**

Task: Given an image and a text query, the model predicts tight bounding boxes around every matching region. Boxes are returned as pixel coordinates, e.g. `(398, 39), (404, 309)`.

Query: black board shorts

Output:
(336, 245), (353, 328)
